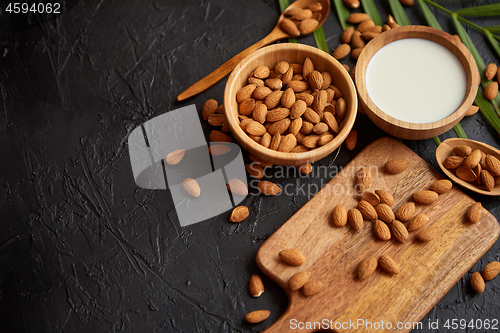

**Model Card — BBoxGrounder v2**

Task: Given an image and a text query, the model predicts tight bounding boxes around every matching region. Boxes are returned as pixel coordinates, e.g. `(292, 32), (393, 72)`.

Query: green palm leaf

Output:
(454, 4), (500, 17)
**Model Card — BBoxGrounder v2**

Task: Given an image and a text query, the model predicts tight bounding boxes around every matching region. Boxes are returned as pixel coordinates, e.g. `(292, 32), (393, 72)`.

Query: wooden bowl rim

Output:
(224, 43), (358, 165)
(436, 138), (500, 196)
(355, 25), (480, 132)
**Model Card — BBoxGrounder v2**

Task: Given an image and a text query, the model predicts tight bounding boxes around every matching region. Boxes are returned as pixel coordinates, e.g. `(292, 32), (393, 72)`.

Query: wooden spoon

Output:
(436, 138), (500, 196)
(177, 0), (331, 101)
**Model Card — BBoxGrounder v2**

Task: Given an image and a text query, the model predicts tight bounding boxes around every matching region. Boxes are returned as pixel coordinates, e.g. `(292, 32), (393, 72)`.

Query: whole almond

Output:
(182, 178), (201, 197)
(282, 67), (293, 85)
(284, 6), (301, 16)
(456, 166), (477, 182)
(253, 86), (273, 100)
(357, 257), (378, 280)
(249, 274), (264, 297)
(291, 144), (309, 153)
(301, 121), (314, 135)
(298, 163), (313, 175)
(485, 63), (498, 80)
(485, 154), (500, 176)
(270, 133), (281, 151)
(395, 202), (415, 222)
(308, 71), (323, 90)
(357, 19), (375, 32)
(239, 98), (256, 116)
(275, 61), (289, 75)
(246, 121), (267, 136)
(287, 80), (310, 93)
(378, 255), (399, 274)
(313, 90), (327, 113)
(281, 88), (296, 109)
(385, 159), (409, 174)
(288, 271), (311, 291)
(166, 149), (186, 165)
(361, 31), (380, 40)
(299, 18), (319, 35)
(208, 114), (226, 126)
(430, 179), (452, 194)
(484, 81), (498, 101)
(248, 77), (264, 87)
(332, 43), (351, 60)
(475, 164), (483, 185)
(453, 145), (472, 156)
(261, 132), (271, 148)
(345, 130), (357, 150)
(358, 200), (378, 220)
(416, 226), (439, 242)
(302, 280), (323, 296)
(265, 90), (284, 109)
(356, 167), (373, 190)
(443, 155), (464, 169)
(209, 144), (231, 156)
(464, 149), (482, 169)
(323, 111), (339, 134)
(237, 84), (257, 103)
(375, 204), (395, 223)
(318, 133), (334, 146)
(344, 0), (360, 9)
(375, 190), (394, 207)
(391, 220), (409, 243)
(341, 26), (355, 43)
(313, 122), (328, 135)
(374, 219), (391, 240)
(268, 118), (291, 135)
(482, 261), (500, 280)
(227, 178), (248, 196)
(289, 118), (303, 136)
(278, 134), (297, 153)
(481, 170), (495, 191)
(210, 130), (232, 142)
(348, 12), (370, 23)
(245, 163), (265, 179)
(302, 134), (320, 148)
(322, 71), (333, 90)
(253, 103), (268, 124)
(351, 48), (363, 60)
(254, 66), (270, 79)
(303, 57), (314, 79)
(291, 100), (307, 119)
(465, 105), (480, 116)
(308, 2), (323, 11)
(290, 63), (303, 74)
(280, 18), (300, 36)
(408, 213), (429, 231)
(292, 8), (313, 20)
(360, 191), (380, 206)
(466, 202), (482, 223)
(304, 108), (321, 124)
(279, 249), (305, 266)
(351, 31), (365, 49)
(471, 272), (485, 293)
(348, 208), (364, 231)
(400, 0), (414, 5)
(258, 180), (281, 195)
(333, 204), (348, 227)
(202, 99), (218, 120)
(245, 310), (271, 324)
(266, 108), (289, 122)
(412, 190), (438, 205)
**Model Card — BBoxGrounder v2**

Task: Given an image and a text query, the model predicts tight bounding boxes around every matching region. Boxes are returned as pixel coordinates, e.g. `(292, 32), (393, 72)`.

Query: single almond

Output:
(485, 63), (498, 80)
(253, 86), (273, 100)
(378, 255), (399, 274)
(485, 154), (500, 176)
(227, 179), (248, 196)
(288, 271), (311, 291)
(245, 163), (265, 179)
(471, 272), (485, 293)
(292, 8), (313, 20)
(358, 200), (378, 220)
(279, 249), (306, 266)
(465, 105), (479, 117)
(209, 144), (231, 156)
(290, 100), (307, 119)
(304, 107), (320, 124)
(202, 99), (218, 120)
(333, 204), (348, 227)
(248, 274), (264, 297)
(444, 155), (464, 169)
(313, 90), (327, 113)
(246, 121), (267, 136)
(323, 111), (339, 134)
(375, 204), (395, 223)
(258, 180), (281, 195)
(210, 130), (232, 142)
(308, 2), (323, 11)
(275, 61), (289, 74)
(287, 80), (310, 93)
(332, 43), (351, 60)
(416, 226), (439, 242)
(412, 190), (438, 205)
(254, 66), (270, 79)
(464, 149), (482, 169)
(374, 219), (391, 241)
(484, 81), (498, 101)
(481, 169), (495, 191)
(375, 190), (394, 207)
(456, 166), (477, 182)
(278, 134), (297, 153)
(356, 167), (373, 191)
(289, 118), (303, 136)
(302, 57), (314, 79)
(344, 0), (360, 9)
(345, 130), (357, 150)
(359, 191), (380, 207)
(237, 84), (257, 103)
(391, 220), (409, 243)
(348, 12), (370, 23)
(482, 261), (500, 281)
(341, 26), (355, 43)
(395, 202), (415, 222)
(430, 179), (452, 194)
(322, 71), (332, 90)
(357, 19), (375, 32)
(182, 178), (201, 197)
(281, 88), (296, 109)
(408, 213), (429, 231)
(253, 103), (268, 124)
(266, 108), (290, 122)
(302, 280), (323, 296)
(268, 118), (291, 135)
(312, 122), (328, 135)
(264, 90), (284, 109)
(300, 120), (314, 135)
(348, 208), (363, 232)
(245, 310), (271, 324)
(351, 31), (365, 48)
(385, 159), (409, 174)
(308, 70), (324, 91)
(298, 163), (313, 175)
(466, 202), (482, 223)
(318, 133), (334, 146)
(357, 257), (378, 280)
(208, 114), (226, 126)
(166, 149), (186, 165)
(270, 133), (281, 151)
(453, 145), (472, 156)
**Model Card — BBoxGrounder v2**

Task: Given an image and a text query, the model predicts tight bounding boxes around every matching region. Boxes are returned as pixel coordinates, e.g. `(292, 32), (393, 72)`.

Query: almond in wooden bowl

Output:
(224, 43), (357, 166)
(355, 25), (479, 140)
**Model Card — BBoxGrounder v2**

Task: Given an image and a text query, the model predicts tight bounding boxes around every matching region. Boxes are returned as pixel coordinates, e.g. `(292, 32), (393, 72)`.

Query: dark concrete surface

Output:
(0, 0), (499, 332)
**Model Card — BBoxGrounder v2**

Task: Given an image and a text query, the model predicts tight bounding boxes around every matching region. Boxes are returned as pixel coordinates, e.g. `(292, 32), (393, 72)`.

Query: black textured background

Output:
(1, 0), (499, 332)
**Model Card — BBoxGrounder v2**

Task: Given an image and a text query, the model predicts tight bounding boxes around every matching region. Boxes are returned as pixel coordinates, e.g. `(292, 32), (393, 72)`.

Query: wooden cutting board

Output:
(256, 137), (499, 333)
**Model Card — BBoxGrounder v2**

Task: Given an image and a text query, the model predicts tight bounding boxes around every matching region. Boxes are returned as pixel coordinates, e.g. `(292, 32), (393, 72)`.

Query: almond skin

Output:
(395, 202), (416, 222)
(407, 213), (429, 231)
(202, 99), (218, 120)
(430, 179), (452, 194)
(453, 145), (472, 156)
(302, 280), (323, 296)
(482, 261), (500, 281)
(288, 271), (311, 291)
(230, 206), (249, 223)
(391, 220), (409, 243)
(444, 155), (464, 169)
(245, 310), (271, 324)
(463, 149), (482, 169)
(466, 202), (482, 223)
(374, 219), (391, 241)
(471, 272), (485, 293)
(357, 257), (378, 280)
(237, 84), (257, 103)
(332, 43), (351, 60)
(375, 190), (394, 207)
(227, 179), (248, 196)
(456, 166), (477, 182)
(358, 200), (378, 220)
(481, 170), (495, 191)
(416, 226), (439, 242)
(264, 90), (284, 109)
(484, 81), (498, 101)
(332, 204), (348, 227)
(257, 181), (281, 195)
(378, 255), (399, 274)
(248, 274), (264, 297)
(166, 149), (186, 165)
(245, 163), (265, 179)
(384, 159), (409, 174)
(485, 63), (498, 80)
(485, 154), (500, 176)
(348, 208), (364, 232)
(278, 134), (297, 153)
(345, 130), (357, 150)
(375, 204), (395, 223)
(359, 191), (380, 207)
(279, 249), (305, 266)
(412, 190), (438, 205)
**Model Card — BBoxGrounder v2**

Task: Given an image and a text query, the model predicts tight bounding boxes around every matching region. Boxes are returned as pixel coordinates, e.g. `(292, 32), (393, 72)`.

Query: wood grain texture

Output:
(256, 137), (499, 333)
(436, 138), (500, 196)
(224, 43), (357, 166)
(355, 26), (480, 140)
(177, 0), (331, 101)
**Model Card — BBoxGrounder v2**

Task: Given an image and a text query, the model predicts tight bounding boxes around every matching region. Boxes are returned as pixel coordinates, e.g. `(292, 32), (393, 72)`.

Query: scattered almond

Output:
(378, 255), (399, 274)
(332, 43), (351, 60)
(465, 202), (482, 223)
(374, 219), (391, 241)
(332, 204), (348, 227)
(416, 226), (439, 242)
(375, 204), (395, 223)
(412, 190), (438, 205)
(248, 274), (264, 297)
(485, 63), (498, 81)
(356, 167), (373, 191)
(430, 179), (452, 194)
(279, 249), (306, 266)
(385, 159), (410, 174)
(209, 144), (231, 156)
(391, 220), (409, 243)
(348, 208), (364, 232)
(182, 178), (201, 197)
(257, 181), (281, 195)
(482, 261), (500, 281)
(245, 310), (271, 324)
(407, 213), (429, 231)
(357, 257), (378, 280)
(484, 81), (498, 101)
(166, 149), (186, 165)
(230, 206), (249, 222)
(471, 272), (485, 293)
(345, 130), (357, 150)
(288, 271), (311, 291)
(375, 190), (394, 207)
(359, 191), (380, 207)
(395, 202), (415, 222)
(302, 280), (323, 296)
(358, 200), (378, 220)
(227, 178), (248, 196)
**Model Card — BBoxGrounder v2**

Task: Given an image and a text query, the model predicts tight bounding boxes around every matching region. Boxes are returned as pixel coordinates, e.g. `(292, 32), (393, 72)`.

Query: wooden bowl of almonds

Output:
(224, 43), (358, 166)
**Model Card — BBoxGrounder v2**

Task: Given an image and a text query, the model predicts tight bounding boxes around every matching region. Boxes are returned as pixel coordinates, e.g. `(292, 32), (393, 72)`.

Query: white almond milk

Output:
(365, 38), (467, 123)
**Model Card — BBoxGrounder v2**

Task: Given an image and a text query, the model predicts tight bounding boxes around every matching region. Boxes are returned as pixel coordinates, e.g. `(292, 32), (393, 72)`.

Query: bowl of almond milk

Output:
(355, 25), (480, 140)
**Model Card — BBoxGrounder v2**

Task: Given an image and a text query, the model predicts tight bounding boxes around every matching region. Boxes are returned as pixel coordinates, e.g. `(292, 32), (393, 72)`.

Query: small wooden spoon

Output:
(177, 0), (330, 101)
(436, 138), (500, 196)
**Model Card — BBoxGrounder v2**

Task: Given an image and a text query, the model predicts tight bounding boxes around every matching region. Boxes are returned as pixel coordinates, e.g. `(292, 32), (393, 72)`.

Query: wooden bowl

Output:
(355, 25), (480, 140)
(224, 43), (357, 166)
